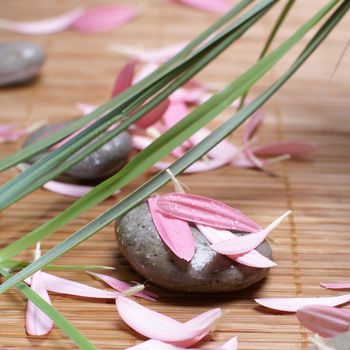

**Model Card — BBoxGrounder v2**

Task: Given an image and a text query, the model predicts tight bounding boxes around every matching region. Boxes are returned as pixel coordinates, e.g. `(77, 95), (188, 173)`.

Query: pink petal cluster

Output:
(255, 282), (350, 338)
(149, 192), (288, 266)
(0, 5), (137, 35)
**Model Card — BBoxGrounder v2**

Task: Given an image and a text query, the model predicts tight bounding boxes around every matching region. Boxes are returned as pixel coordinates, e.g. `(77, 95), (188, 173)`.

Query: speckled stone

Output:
(24, 122), (133, 180)
(116, 202), (272, 293)
(0, 42), (45, 86)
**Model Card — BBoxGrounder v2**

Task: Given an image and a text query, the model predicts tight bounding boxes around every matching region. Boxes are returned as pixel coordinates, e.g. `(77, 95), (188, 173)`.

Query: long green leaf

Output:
(0, 0), (345, 293)
(0, 267), (96, 349)
(0, 0), (253, 173)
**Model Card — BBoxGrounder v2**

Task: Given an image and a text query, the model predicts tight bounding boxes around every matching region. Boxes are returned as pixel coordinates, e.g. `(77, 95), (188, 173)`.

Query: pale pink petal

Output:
(111, 42), (187, 63)
(87, 271), (157, 301)
(75, 102), (97, 115)
(0, 124), (28, 143)
(253, 141), (317, 156)
(30, 272), (120, 299)
(197, 224), (276, 268)
(173, 0), (232, 14)
(170, 87), (208, 105)
(0, 7), (85, 35)
(116, 296), (214, 342)
(221, 337), (238, 350)
(135, 99), (170, 129)
(296, 305), (350, 338)
(255, 294), (350, 312)
(111, 60), (137, 98)
(232, 155), (264, 169)
(132, 134), (153, 150)
(156, 193), (261, 232)
(321, 283), (350, 290)
(133, 63), (159, 84)
(126, 340), (178, 350)
(148, 196), (195, 261)
(70, 5), (137, 33)
(211, 211), (290, 255)
(25, 271), (53, 336)
(42, 180), (97, 198)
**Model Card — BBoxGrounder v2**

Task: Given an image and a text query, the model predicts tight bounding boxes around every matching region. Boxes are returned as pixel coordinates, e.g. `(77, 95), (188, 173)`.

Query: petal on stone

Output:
(148, 196), (195, 261)
(211, 211), (290, 255)
(156, 193), (260, 232)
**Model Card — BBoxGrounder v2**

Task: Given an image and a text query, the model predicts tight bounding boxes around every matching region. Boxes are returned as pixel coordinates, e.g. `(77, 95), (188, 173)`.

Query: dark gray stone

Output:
(116, 202), (272, 293)
(24, 121), (132, 180)
(0, 42), (45, 86)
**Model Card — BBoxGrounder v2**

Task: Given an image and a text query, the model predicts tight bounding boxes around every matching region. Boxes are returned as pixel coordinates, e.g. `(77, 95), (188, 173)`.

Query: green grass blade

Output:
(0, 0), (253, 173)
(0, 0), (345, 292)
(0, 267), (96, 349)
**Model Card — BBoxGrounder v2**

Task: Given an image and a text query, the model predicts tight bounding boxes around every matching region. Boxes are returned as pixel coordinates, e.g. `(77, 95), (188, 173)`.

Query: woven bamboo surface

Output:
(0, 1), (349, 349)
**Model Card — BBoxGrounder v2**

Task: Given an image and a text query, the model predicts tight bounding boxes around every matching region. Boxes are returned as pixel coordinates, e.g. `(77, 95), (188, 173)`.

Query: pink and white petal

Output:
(87, 271), (157, 301)
(232, 154), (265, 169)
(0, 128), (28, 143)
(111, 60), (137, 98)
(321, 283), (350, 290)
(135, 99), (170, 129)
(148, 196), (195, 261)
(211, 211), (290, 255)
(221, 337), (238, 350)
(133, 63), (159, 84)
(0, 7), (85, 35)
(43, 180), (119, 198)
(116, 296), (207, 342)
(156, 192), (261, 232)
(75, 102), (98, 115)
(173, 0), (232, 14)
(126, 340), (180, 350)
(297, 305), (350, 338)
(70, 5), (137, 33)
(197, 224), (276, 268)
(253, 141), (317, 157)
(25, 271), (53, 336)
(255, 294), (350, 312)
(132, 134), (153, 150)
(38, 272), (119, 299)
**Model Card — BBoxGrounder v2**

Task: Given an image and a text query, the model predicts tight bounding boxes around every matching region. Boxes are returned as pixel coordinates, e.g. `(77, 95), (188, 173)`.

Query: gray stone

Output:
(0, 42), (45, 86)
(24, 121), (132, 180)
(116, 202), (272, 293)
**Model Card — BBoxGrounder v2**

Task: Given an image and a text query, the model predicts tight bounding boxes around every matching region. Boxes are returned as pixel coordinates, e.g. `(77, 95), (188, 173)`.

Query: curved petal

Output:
(297, 305), (350, 338)
(0, 7), (85, 35)
(173, 0), (232, 13)
(42, 181), (95, 198)
(111, 60), (137, 98)
(197, 224), (276, 268)
(211, 211), (290, 255)
(135, 99), (170, 129)
(156, 193), (260, 232)
(321, 283), (350, 290)
(116, 296), (208, 342)
(86, 271), (157, 301)
(253, 141), (317, 156)
(70, 5), (137, 33)
(255, 294), (350, 312)
(148, 196), (195, 261)
(25, 271), (53, 336)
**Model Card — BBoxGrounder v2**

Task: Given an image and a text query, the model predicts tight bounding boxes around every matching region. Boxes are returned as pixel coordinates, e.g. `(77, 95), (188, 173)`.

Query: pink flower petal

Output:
(148, 196), (195, 261)
(70, 5), (137, 33)
(211, 211), (290, 255)
(133, 63), (159, 84)
(132, 134), (153, 150)
(156, 193), (261, 232)
(221, 337), (238, 350)
(197, 224), (276, 268)
(255, 294), (350, 312)
(0, 125), (28, 143)
(173, 0), (232, 13)
(87, 271), (157, 301)
(253, 141), (317, 157)
(25, 271), (53, 336)
(321, 283), (350, 290)
(135, 99), (170, 129)
(111, 60), (137, 98)
(26, 272), (119, 299)
(42, 180), (107, 198)
(297, 305), (350, 338)
(75, 102), (97, 115)
(116, 296), (219, 342)
(0, 7), (85, 35)
(111, 42), (187, 63)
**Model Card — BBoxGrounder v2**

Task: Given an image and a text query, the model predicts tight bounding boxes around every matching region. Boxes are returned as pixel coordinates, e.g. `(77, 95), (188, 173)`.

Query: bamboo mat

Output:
(0, 1), (349, 349)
